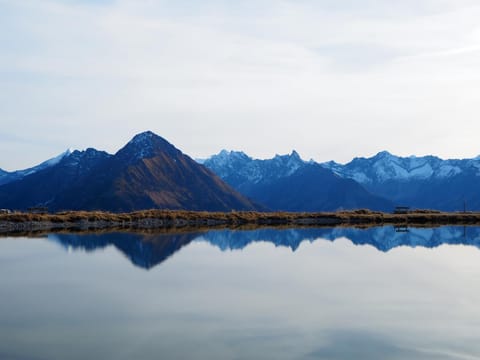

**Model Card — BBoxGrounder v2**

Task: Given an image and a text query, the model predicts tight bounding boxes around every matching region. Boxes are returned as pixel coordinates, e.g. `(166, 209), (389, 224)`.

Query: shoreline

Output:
(2, 209), (480, 234)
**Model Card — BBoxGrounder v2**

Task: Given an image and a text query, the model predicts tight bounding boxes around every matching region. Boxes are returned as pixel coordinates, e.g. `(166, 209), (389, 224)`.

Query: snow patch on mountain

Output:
(203, 149), (306, 185)
(409, 163), (434, 178)
(126, 131), (158, 160)
(351, 172), (370, 184)
(322, 151), (478, 184)
(274, 150), (303, 176)
(23, 148), (73, 176)
(116, 131), (181, 164)
(0, 148), (74, 186)
(436, 164), (462, 177)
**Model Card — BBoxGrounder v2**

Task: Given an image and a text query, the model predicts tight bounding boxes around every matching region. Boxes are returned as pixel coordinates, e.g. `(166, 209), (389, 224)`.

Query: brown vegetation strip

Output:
(1, 209), (480, 234)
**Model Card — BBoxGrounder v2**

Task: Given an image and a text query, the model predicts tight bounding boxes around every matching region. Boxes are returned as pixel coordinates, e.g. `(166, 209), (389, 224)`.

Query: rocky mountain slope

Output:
(0, 132), (259, 212)
(203, 150), (392, 211)
(322, 151), (480, 210)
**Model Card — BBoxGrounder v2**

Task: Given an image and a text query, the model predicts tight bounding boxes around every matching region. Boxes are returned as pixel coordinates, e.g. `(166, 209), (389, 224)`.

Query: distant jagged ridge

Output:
(321, 151), (480, 211)
(323, 151), (480, 184)
(202, 149), (480, 211)
(203, 150), (393, 212)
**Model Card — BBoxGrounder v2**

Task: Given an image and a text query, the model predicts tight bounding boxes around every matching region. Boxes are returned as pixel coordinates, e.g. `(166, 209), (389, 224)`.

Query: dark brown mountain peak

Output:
(0, 132), (260, 212)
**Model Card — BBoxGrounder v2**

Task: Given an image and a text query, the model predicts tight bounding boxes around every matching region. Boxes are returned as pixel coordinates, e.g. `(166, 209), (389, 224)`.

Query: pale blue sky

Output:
(2, 0), (480, 170)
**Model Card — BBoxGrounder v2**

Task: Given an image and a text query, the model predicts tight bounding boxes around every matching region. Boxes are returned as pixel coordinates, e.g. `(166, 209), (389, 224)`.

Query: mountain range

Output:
(203, 150), (392, 211)
(203, 149), (480, 211)
(2, 131), (480, 212)
(0, 132), (257, 212)
(321, 151), (480, 211)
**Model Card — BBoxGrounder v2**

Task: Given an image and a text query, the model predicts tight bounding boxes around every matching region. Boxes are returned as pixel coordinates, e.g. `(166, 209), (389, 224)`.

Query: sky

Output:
(2, 0), (480, 170)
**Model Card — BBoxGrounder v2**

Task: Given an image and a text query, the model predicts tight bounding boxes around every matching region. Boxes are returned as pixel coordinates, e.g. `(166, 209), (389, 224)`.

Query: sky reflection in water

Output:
(1, 226), (480, 360)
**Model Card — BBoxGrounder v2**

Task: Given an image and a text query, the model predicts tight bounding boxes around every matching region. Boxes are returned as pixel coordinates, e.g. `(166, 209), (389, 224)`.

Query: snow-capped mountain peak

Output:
(373, 150), (393, 159)
(321, 151), (473, 184)
(202, 150), (253, 179)
(273, 150), (304, 176)
(30, 148), (73, 173)
(0, 148), (75, 186)
(117, 131), (181, 163)
(203, 150), (306, 185)
(217, 150), (251, 163)
(123, 131), (158, 159)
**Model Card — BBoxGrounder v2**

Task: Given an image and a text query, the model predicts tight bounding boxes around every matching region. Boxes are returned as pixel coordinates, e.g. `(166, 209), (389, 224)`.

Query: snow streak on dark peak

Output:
(118, 131), (181, 162)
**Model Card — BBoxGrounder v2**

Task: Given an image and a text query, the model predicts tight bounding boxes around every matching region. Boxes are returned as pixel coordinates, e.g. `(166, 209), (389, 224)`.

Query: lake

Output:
(1, 226), (480, 359)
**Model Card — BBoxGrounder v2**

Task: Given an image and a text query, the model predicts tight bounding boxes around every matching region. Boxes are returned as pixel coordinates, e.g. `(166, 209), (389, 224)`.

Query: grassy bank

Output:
(1, 209), (480, 234)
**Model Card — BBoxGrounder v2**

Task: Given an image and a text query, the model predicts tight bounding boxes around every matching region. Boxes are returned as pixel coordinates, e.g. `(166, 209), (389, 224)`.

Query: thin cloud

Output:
(2, 0), (480, 169)
(397, 44), (480, 61)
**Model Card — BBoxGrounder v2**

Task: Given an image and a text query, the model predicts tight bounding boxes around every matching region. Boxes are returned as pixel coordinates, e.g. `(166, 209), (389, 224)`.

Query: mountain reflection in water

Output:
(49, 226), (480, 270)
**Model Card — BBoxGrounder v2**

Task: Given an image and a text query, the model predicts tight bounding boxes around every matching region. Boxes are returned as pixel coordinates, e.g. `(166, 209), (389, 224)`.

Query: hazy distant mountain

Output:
(0, 149), (72, 186)
(322, 151), (480, 210)
(322, 151), (479, 184)
(203, 150), (392, 211)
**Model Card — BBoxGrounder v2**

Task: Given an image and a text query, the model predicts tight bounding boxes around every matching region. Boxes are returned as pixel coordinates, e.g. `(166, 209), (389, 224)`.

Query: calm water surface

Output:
(1, 226), (480, 360)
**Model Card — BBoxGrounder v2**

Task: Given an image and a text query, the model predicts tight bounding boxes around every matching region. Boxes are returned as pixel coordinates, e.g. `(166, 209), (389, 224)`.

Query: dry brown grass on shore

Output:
(0, 209), (375, 222)
(1, 208), (480, 223)
(3, 209), (480, 236)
